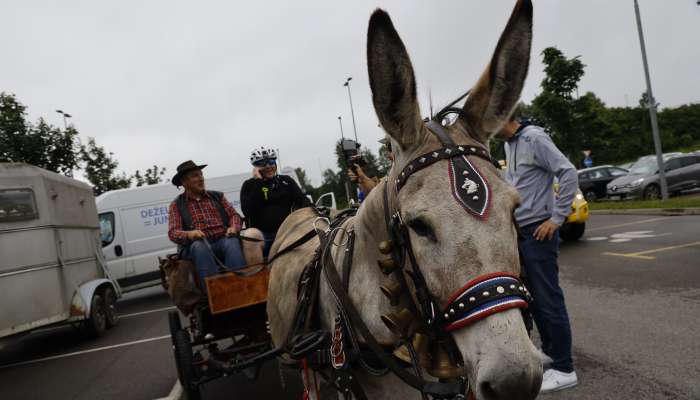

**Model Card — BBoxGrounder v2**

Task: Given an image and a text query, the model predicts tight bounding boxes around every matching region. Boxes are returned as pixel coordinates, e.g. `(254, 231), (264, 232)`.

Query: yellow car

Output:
(500, 165), (589, 241)
(560, 188), (589, 241)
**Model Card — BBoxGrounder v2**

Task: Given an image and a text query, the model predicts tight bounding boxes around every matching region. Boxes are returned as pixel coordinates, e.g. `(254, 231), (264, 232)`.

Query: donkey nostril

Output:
(480, 381), (498, 400)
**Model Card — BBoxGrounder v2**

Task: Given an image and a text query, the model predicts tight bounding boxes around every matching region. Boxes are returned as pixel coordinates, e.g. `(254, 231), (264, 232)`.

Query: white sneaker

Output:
(539, 369), (578, 393)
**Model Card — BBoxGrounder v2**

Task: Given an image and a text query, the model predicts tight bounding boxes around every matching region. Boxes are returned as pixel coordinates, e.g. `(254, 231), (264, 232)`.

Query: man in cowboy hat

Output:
(167, 160), (246, 285)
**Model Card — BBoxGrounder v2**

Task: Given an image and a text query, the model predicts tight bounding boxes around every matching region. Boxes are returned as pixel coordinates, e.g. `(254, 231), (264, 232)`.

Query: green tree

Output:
(0, 93), (29, 163)
(293, 167), (315, 195)
(133, 165), (167, 187)
(0, 93), (80, 175)
(80, 137), (131, 195)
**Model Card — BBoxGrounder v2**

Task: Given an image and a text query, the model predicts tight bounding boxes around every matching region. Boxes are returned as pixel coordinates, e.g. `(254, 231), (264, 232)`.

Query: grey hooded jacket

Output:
(504, 124), (578, 228)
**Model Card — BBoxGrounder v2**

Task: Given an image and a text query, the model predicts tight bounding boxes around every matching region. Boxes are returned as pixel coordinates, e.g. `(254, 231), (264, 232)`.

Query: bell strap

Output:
(320, 233), (464, 398)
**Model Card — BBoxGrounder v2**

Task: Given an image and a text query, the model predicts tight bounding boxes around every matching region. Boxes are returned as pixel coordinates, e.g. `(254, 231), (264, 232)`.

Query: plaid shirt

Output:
(168, 191), (242, 245)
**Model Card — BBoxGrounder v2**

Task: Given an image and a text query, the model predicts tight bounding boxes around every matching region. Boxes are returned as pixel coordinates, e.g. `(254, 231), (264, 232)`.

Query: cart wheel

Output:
(103, 287), (118, 328)
(84, 293), (107, 338)
(168, 311), (182, 338)
(172, 329), (201, 400)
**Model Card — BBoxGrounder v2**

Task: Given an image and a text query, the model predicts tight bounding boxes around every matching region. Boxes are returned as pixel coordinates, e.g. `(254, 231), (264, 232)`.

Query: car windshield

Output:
(628, 158), (658, 175)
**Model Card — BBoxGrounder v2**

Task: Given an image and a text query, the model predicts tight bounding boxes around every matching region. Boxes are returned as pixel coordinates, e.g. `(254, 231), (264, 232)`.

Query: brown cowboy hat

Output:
(172, 160), (207, 187)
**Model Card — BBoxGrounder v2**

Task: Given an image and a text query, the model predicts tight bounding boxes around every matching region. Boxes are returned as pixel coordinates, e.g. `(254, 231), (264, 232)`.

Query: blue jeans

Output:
(262, 231), (276, 258)
(518, 221), (574, 373)
(186, 237), (246, 285)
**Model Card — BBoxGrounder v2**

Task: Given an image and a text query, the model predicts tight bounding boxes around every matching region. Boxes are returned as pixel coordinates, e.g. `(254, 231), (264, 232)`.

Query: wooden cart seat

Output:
(205, 265), (270, 315)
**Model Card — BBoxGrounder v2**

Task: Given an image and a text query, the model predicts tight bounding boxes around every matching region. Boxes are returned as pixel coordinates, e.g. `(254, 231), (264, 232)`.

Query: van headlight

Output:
(630, 178), (644, 187)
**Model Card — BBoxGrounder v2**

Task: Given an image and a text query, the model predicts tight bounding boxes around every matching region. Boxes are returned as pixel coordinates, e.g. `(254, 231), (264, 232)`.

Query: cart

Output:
(163, 264), (281, 400)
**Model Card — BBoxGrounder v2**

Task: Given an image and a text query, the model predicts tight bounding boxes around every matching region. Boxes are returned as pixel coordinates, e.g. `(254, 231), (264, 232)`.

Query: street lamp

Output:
(633, 0), (668, 200)
(55, 109), (72, 130)
(337, 115), (351, 205)
(343, 77), (359, 143)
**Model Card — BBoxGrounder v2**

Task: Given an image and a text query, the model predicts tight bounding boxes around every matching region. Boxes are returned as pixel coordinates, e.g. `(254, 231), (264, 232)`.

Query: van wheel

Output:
(84, 293), (107, 338)
(104, 287), (118, 328)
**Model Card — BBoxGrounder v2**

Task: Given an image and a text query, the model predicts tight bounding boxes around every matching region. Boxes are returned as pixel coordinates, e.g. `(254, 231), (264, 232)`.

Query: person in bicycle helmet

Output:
(241, 147), (311, 257)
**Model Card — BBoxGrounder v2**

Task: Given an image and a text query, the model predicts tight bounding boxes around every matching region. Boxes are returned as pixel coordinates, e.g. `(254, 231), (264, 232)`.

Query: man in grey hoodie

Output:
(499, 116), (579, 393)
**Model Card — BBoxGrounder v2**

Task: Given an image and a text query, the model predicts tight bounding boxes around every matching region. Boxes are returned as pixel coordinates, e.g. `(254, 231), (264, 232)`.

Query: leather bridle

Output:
(285, 95), (533, 400)
(377, 102), (533, 395)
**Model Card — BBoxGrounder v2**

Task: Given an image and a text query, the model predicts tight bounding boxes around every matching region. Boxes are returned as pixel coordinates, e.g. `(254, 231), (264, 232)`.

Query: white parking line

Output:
(587, 217), (669, 232)
(119, 306), (177, 319)
(0, 335), (171, 370)
(154, 381), (182, 400)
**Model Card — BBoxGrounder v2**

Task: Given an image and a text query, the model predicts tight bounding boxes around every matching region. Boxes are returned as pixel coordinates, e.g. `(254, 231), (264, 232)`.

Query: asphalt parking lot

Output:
(0, 213), (698, 399)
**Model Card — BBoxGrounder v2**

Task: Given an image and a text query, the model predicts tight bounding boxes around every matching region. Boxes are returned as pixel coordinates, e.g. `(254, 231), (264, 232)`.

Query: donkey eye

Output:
(407, 218), (437, 242)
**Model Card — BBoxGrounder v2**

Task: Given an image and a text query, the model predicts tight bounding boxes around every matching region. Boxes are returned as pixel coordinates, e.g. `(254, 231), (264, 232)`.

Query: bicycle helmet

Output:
(250, 147), (277, 165)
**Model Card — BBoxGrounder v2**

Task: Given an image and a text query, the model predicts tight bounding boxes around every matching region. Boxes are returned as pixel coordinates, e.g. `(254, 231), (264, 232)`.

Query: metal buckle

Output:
(313, 217), (331, 234)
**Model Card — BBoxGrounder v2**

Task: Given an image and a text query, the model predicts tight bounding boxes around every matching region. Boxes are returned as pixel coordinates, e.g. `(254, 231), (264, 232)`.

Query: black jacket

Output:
(240, 175), (311, 234)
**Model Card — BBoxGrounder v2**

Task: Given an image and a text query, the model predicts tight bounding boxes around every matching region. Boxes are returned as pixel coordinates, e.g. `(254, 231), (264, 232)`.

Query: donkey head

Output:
(367, 1), (541, 399)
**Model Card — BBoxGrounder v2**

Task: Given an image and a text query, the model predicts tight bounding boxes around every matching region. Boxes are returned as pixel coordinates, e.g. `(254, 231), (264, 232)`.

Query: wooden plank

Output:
(205, 267), (270, 314)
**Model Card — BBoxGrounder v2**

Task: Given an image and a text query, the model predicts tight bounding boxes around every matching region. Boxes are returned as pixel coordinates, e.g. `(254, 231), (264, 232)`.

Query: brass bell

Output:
(381, 308), (414, 338)
(378, 240), (393, 255)
(380, 281), (403, 306)
(428, 345), (466, 379)
(393, 332), (430, 368)
(377, 258), (398, 275)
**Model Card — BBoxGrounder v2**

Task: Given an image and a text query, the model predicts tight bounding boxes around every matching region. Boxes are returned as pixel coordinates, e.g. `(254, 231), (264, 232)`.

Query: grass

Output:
(590, 195), (700, 210)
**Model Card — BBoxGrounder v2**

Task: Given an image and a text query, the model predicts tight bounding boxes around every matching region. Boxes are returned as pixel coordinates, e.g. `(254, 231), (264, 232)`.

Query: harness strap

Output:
(320, 238), (463, 398)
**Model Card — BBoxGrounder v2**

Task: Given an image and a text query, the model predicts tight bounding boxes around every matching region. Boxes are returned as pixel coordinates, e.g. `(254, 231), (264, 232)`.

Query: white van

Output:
(96, 168), (335, 293)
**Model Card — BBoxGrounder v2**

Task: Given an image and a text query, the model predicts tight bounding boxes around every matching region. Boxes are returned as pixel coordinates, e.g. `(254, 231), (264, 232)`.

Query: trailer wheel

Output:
(172, 329), (201, 400)
(103, 287), (118, 328)
(84, 293), (107, 337)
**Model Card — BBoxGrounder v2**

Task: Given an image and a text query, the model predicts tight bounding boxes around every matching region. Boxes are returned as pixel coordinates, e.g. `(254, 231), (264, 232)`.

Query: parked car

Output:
(607, 154), (700, 200)
(560, 188), (589, 241)
(616, 161), (634, 170)
(577, 165), (628, 201)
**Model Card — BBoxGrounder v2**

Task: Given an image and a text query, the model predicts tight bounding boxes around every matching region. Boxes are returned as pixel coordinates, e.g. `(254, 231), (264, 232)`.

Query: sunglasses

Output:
(253, 159), (277, 167)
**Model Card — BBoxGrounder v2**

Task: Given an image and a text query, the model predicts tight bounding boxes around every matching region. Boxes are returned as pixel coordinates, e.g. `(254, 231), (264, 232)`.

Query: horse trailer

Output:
(0, 163), (120, 345)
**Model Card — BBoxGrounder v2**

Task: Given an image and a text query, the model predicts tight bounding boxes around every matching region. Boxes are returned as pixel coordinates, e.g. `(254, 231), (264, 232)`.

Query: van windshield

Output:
(99, 212), (115, 246)
(0, 189), (39, 222)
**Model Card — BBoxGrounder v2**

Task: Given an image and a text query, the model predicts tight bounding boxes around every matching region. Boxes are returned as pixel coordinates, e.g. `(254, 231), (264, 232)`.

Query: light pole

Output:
(633, 0), (668, 200)
(55, 109), (72, 130)
(337, 116), (351, 205)
(338, 116), (345, 140)
(343, 77), (359, 143)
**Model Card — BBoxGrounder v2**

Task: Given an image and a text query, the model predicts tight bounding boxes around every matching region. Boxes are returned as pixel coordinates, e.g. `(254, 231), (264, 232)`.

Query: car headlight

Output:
(629, 178), (644, 187)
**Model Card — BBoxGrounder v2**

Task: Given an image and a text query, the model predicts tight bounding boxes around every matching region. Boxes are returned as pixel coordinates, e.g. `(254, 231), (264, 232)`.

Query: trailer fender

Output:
(69, 279), (118, 319)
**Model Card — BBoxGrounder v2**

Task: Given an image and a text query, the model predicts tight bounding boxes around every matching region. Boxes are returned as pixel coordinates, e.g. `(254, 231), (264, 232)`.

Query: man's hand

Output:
(347, 168), (359, 183)
(348, 164), (368, 183)
(186, 230), (206, 241)
(252, 167), (263, 179)
(226, 226), (240, 237)
(533, 219), (560, 241)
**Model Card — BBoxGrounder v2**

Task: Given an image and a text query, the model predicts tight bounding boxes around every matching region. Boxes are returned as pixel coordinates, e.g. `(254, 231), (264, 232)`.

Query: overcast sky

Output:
(2, 1), (699, 185)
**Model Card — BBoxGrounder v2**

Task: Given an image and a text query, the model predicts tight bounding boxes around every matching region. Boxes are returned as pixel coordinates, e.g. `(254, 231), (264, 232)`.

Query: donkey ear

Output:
(367, 9), (423, 151)
(462, 0), (533, 142)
